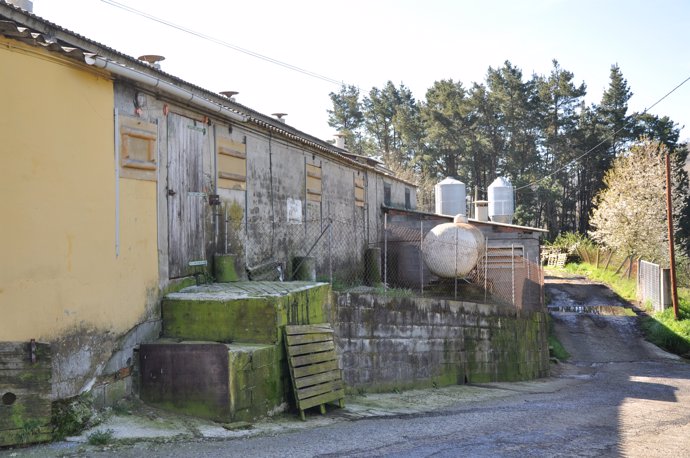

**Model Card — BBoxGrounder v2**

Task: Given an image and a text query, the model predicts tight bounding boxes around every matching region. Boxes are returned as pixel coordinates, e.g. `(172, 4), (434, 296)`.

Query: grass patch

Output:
(561, 263), (636, 301)
(548, 335), (570, 361)
(87, 429), (114, 446)
(641, 293), (690, 357)
(555, 262), (690, 358)
(547, 315), (570, 361)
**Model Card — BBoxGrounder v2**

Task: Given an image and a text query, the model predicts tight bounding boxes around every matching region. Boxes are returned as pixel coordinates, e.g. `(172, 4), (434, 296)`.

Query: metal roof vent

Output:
(272, 113), (287, 123)
(6, 0), (33, 12)
(220, 91), (239, 101)
(137, 55), (165, 69)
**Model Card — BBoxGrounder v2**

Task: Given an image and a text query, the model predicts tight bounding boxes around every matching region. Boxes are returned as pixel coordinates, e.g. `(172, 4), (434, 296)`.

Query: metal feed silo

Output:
(488, 177), (514, 224)
(434, 177), (466, 216)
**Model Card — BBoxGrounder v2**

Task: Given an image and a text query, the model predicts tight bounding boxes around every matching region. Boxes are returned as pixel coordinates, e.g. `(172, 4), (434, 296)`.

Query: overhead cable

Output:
(99, 0), (344, 86)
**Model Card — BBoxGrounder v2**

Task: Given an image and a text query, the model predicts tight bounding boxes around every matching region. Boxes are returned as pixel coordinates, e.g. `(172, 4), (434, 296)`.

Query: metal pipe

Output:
(484, 238), (488, 303)
(328, 221), (333, 284)
(224, 206), (228, 255)
(113, 108), (120, 257)
(420, 220), (424, 295)
(510, 243), (515, 306)
(85, 56), (247, 123)
(384, 212), (388, 296)
(454, 226), (458, 300)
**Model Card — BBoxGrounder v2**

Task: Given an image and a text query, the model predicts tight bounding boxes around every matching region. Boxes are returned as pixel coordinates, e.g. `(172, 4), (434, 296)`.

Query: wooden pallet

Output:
(284, 324), (345, 420)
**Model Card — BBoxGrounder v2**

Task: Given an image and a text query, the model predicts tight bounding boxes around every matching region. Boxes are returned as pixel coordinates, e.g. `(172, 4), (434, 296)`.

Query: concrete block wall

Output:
(334, 293), (550, 392)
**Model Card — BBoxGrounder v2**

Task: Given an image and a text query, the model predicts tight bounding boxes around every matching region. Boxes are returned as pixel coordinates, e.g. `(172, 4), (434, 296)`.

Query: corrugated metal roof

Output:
(0, 1), (417, 187)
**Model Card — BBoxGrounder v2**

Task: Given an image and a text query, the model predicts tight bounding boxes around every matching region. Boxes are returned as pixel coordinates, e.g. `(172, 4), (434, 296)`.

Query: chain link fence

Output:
(231, 212), (543, 311)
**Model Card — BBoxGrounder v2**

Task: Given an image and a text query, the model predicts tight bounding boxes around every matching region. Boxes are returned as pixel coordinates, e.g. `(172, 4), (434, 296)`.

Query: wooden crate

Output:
(284, 325), (344, 420)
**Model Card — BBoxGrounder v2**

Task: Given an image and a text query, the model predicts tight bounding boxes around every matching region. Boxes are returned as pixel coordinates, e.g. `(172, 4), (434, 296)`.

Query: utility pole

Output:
(665, 151), (680, 320)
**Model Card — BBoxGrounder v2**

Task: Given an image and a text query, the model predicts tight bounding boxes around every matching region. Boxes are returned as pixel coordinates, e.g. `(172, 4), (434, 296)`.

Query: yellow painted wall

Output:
(0, 38), (159, 341)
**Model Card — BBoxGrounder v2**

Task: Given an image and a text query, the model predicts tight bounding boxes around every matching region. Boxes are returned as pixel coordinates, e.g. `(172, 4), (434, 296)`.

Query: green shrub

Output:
(87, 429), (114, 446)
(51, 394), (96, 441)
(546, 232), (595, 263)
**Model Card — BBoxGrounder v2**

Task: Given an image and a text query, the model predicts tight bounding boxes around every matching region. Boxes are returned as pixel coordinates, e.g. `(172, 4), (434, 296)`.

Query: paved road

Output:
(10, 274), (690, 457)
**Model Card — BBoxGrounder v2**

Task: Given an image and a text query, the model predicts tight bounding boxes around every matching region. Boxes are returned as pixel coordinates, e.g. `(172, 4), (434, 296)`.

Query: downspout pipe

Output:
(85, 55), (248, 123)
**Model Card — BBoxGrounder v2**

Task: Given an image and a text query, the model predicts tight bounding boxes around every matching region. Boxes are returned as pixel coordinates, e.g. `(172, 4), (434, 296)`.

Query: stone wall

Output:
(334, 293), (549, 392)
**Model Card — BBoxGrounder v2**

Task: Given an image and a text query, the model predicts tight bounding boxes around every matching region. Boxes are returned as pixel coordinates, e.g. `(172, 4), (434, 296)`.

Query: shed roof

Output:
(0, 1), (416, 187)
(382, 205), (548, 234)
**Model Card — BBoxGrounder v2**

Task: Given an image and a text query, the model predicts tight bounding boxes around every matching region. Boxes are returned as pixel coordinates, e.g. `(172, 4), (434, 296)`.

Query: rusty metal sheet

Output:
(139, 343), (230, 421)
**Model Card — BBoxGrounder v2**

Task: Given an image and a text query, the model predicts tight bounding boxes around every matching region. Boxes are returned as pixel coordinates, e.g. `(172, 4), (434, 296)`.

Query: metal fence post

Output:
(510, 243), (515, 307)
(454, 226), (458, 300)
(384, 213), (388, 296)
(420, 220), (424, 295)
(484, 238), (488, 303)
(328, 221), (333, 285)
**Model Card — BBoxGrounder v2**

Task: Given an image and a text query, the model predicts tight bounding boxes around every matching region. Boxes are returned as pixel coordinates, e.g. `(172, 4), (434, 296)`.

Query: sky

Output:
(32, 0), (690, 143)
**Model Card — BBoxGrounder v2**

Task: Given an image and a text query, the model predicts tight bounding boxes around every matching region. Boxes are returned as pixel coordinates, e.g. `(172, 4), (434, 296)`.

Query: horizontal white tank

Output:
(434, 177), (466, 216)
(488, 177), (514, 224)
(422, 215), (485, 278)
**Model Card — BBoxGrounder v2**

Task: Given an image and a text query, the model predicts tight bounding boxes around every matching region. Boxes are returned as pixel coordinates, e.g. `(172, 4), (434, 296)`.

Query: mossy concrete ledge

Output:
(161, 281), (333, 343)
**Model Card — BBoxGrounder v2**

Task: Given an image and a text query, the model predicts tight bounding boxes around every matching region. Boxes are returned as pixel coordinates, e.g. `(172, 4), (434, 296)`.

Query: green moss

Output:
(162, 297), (278, 343)
(161, 277), (197, 296)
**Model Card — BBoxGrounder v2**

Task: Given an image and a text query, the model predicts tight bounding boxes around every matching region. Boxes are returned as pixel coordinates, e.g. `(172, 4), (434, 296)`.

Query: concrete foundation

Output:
(144, 281), (332, 422)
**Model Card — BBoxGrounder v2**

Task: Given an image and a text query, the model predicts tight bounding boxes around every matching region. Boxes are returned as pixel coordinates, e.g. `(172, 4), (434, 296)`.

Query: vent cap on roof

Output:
(137, 55), (165, 69)
(220, 91), (239, 101)
(272, 113), (287, 123)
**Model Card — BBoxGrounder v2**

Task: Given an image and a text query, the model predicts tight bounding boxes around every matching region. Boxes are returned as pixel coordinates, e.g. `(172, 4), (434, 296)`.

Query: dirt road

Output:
(548, 274), (674, 364)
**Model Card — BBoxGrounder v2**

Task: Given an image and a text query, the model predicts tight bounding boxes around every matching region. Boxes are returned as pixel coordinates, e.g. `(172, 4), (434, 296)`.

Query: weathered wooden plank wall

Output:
(167, 113), (208, 278)
(0, 341), (52, 446)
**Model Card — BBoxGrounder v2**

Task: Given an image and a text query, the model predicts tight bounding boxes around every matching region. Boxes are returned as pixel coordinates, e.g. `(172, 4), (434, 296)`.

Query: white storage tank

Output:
(488, 177), (514, 224)
(421, 215), (485, 278)
(434, 177), (466, 216)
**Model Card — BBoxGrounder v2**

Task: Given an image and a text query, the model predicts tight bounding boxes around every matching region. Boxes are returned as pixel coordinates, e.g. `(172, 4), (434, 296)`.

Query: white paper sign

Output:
(287, 197), (303, 224)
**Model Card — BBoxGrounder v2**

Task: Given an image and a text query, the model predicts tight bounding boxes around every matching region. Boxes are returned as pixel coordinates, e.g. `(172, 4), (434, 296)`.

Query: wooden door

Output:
(167, 113), (207, 278)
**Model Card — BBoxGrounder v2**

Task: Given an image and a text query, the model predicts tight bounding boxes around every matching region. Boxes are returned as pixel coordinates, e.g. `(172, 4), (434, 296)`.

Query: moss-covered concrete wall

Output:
(334, 293), (549, 392)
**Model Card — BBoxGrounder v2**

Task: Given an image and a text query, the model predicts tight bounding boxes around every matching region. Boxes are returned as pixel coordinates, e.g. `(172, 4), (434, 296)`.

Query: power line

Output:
(516, 74), (690, 191)
(99, 0), (344, 86)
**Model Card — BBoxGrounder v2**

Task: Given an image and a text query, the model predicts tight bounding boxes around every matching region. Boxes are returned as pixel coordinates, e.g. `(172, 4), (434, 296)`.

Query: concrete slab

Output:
(165, 281), (328, 301)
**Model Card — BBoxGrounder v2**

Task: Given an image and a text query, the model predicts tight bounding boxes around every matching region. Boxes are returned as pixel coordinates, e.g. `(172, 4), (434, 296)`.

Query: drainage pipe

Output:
(84, 55), (248, 123)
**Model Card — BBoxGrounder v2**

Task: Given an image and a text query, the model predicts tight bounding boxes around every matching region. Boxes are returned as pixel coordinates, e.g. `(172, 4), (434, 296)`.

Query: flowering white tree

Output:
(589, 139), (677, 263)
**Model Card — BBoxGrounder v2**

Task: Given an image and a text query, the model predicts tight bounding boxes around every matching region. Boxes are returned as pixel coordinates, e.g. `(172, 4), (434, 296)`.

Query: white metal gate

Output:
(638, 260), (661, 311)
